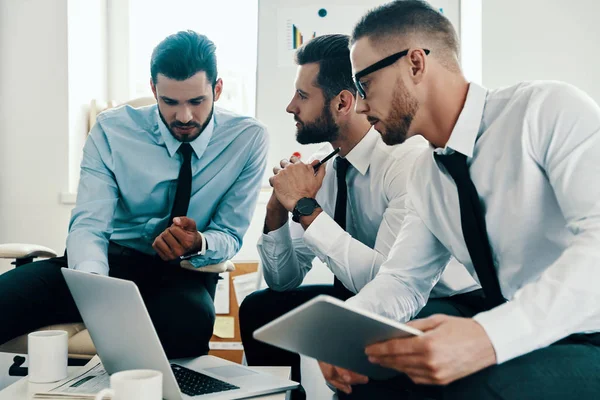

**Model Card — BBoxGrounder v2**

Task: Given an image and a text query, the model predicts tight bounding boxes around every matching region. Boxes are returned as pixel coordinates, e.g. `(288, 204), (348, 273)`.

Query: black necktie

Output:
(168, 143), (193, 226)
(435, 152), (505, 309)
(333, 157), (353, 297)
(334, 157), (350, 230)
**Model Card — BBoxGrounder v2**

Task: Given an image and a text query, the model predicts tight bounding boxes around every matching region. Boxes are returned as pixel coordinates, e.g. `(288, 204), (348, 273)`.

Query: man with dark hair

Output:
(318, 1), (600, 399)
(239, 33), (477, 400)
(0, 30), (268, 358)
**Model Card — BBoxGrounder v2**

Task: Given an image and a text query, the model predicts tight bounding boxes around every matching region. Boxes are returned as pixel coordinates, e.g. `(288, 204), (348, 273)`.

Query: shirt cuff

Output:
(258, 223), (293, 258)
(72, 260), (109, 276)
(198, 231), (207, 256)
(303, 212), (345, 257)
(177, 232), (208, 264)
(473, 301), (538, 364)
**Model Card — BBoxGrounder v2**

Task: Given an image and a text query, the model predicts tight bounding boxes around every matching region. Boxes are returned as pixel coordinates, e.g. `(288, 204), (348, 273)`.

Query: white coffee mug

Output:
(95, 369), (163, 400)
(28, 330), (68, 383)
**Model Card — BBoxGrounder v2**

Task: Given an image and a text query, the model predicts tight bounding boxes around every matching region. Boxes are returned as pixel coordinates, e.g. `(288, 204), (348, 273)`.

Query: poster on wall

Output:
(277, 0), (460, 67)
(277, 6), (365, 67)
(276, 1), (459, 67)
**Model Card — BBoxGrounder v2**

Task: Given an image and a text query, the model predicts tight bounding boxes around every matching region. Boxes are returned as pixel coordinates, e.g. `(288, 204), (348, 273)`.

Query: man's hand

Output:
(272, 154), (301, 176)
(263, 155), (302, 233)
(268, 156), (301, 213)
(152, 217), (202, 261)
(269, 159), (326, 212)
(318, 361), (368, 395)
(366, 315), (497, 386)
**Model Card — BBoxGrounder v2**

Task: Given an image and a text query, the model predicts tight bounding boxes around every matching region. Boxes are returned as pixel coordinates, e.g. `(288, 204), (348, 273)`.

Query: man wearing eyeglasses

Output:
(318, 1), (600, 399)
(238, 33), (479, 400)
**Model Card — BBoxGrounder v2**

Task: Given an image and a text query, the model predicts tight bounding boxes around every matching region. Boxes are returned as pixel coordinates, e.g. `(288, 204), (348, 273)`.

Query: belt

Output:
(107, 242), (147, 258)
(106, 241), (203, 275)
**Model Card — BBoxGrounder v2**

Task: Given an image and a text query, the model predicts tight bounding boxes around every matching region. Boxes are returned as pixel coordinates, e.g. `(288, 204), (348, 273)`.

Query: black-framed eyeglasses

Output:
(353, 49), (430, 99)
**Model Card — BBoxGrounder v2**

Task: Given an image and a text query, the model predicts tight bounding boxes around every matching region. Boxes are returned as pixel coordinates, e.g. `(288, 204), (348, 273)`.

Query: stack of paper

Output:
(214, 272), (230, 314)
(233, 272), (259, 306)
(34, 395), (96, 399)
(34, 396), (93, 399)
(33, 357), (109, 399)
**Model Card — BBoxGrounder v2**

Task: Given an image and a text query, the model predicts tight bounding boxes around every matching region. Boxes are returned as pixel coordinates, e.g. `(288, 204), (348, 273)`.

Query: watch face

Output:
(297, 198), (317, 215)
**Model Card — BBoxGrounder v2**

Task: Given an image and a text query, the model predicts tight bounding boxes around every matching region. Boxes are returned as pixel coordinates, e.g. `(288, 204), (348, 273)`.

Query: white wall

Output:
(0, 0), (72, 271)
(483, 0), (600, 103)
(0, 0), (107, 273)
(67, 0), (108, 193)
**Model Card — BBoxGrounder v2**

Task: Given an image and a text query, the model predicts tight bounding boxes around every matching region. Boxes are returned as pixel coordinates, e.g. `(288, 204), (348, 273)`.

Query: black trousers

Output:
(0, 243), (218, 359)
(338, 291), (600, 400)
(239, 284), (354, 383)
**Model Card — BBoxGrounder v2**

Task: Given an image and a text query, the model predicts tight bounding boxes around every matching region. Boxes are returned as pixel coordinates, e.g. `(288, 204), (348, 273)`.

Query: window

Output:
(114, 0), (258, 116)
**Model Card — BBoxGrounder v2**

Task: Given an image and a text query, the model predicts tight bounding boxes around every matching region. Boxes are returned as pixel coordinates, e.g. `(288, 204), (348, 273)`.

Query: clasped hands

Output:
(152, 216), (202, 261)
(268, 154), (326, 212)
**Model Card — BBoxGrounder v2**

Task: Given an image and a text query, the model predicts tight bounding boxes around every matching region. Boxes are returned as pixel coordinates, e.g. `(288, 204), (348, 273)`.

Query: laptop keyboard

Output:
(171, 363), (240, 396)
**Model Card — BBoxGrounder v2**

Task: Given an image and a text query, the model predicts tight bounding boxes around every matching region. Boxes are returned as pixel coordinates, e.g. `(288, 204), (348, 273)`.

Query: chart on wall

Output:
(277, 1), (459, 67)
(277, 6), (365, 67)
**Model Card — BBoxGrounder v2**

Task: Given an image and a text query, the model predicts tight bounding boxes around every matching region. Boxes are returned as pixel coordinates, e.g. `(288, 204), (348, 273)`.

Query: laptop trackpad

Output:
(205, 365), (258, 379)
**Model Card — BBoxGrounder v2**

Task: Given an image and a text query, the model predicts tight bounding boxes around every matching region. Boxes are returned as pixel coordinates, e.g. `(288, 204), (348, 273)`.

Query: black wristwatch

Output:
(292, 197), (320, 223)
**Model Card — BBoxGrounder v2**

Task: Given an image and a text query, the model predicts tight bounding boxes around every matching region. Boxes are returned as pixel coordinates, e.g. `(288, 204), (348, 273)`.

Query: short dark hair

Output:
(295, 34), (356, 101)
(150, 30), (218, 86)
(351, 0), (460, 68)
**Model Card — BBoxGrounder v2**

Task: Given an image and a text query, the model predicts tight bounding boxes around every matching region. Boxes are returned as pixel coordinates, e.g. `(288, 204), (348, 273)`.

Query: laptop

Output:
(62, 268), (298, 399)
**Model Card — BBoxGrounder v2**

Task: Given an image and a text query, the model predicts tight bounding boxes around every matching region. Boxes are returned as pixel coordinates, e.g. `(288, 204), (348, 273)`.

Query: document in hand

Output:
(253, 295), (423, 379)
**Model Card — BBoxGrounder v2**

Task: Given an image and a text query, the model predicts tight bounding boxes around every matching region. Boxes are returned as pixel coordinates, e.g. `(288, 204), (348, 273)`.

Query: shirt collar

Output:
(157, 108), (216, 159)
(440, 82), (488, 158)
(343, 127), (379, 175)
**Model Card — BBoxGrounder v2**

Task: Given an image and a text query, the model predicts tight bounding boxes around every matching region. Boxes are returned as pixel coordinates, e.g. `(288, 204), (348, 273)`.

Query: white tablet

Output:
(253, 295), (423, 379)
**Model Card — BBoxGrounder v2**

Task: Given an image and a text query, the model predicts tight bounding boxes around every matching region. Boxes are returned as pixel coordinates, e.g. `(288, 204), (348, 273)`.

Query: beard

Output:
(379, 83), (419, 146)
(295, 103), (340, 145)
(158, 103), (214, 143)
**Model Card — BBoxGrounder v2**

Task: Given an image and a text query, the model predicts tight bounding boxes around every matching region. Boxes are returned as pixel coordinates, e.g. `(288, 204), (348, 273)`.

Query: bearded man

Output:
(239, 33), (478, 400)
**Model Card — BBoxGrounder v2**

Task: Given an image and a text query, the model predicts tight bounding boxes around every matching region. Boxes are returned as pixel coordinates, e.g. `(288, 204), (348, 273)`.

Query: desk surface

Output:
(0, 365), (291, 400)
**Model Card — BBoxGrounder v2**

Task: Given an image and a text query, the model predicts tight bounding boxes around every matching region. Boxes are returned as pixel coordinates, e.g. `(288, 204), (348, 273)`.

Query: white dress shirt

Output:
(258, 128), (479, 295)
(348, 81), (600, 364)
